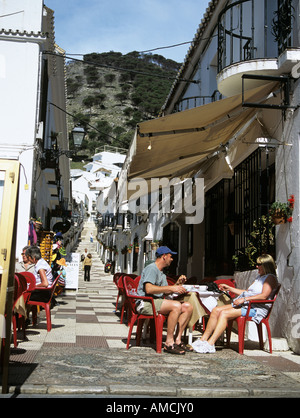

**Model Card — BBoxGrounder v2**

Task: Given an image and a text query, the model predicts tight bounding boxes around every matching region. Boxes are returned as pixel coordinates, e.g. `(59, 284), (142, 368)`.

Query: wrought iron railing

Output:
(217, 0), (295, 73)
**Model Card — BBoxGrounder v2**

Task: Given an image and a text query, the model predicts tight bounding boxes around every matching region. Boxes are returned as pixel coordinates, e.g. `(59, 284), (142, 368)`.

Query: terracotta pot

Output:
(272, 215), (286, 225)
(151, 243), (159, 250)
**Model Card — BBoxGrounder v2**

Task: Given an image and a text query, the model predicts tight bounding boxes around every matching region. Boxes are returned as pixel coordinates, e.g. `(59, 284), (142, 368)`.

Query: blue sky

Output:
(45, 0), (209, 63)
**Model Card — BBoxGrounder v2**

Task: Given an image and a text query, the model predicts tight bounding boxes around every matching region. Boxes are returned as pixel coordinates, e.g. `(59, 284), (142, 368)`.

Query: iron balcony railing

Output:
(175, 90), (222, 112)
(217, 0), (295, 73)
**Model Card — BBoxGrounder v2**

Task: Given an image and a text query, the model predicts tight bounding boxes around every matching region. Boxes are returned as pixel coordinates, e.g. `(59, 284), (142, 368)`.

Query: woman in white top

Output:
(25, 246), (53, 287)
(192, 254), (278, 353)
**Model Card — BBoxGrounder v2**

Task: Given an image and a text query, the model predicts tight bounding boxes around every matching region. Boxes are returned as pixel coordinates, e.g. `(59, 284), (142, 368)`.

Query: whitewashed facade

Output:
(98, 0), (300, 353)
(0, 0), (74, 255)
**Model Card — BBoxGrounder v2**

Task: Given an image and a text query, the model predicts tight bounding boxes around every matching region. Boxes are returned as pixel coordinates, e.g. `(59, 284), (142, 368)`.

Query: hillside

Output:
(66, 51), (181, 157)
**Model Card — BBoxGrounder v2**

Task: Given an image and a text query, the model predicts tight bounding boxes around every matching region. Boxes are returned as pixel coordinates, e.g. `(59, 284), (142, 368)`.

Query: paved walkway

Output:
(2, 220), (300, 398)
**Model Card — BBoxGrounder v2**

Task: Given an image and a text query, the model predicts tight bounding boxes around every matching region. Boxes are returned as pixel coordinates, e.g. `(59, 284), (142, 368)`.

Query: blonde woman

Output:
(192, 254), (278, 353)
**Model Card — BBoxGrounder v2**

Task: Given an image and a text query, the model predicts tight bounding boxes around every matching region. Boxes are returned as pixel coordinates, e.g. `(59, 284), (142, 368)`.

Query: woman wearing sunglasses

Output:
(192, 254), (278, 353)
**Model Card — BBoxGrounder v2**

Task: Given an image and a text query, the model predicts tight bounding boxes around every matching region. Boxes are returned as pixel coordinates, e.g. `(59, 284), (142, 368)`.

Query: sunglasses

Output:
(256, 262), (262, 266)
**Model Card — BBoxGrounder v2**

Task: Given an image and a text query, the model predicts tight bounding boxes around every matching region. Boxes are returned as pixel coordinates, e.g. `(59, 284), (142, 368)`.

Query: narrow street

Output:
(2, 221), (300, 398)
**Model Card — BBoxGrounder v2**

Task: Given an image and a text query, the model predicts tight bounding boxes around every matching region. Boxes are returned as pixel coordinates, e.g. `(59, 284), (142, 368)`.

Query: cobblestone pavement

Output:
(2, 221), (300, 398)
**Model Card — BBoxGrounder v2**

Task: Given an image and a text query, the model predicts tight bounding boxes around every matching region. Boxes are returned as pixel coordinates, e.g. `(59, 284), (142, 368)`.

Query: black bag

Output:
(202, 282), (232, 299)
(202, 282), (220, 292)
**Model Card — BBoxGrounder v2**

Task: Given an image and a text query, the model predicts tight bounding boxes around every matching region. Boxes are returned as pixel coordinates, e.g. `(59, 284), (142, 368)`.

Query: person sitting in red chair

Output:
(25, 246), (53, 302)
(192, 254), (278, 354)
(137, 246), (193, 355)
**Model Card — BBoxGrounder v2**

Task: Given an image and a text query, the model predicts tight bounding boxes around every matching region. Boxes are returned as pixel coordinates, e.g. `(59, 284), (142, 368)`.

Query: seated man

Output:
(137, 246), (193, 355)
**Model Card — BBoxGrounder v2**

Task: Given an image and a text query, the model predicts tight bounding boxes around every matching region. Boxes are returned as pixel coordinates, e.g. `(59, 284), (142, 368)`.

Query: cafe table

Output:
(173, 285), (231, 345)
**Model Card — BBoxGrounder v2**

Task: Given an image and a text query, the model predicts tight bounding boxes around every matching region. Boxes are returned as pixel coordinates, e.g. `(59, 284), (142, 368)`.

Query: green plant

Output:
(232, 215), (275, 270)
(269, 195), (294, 222)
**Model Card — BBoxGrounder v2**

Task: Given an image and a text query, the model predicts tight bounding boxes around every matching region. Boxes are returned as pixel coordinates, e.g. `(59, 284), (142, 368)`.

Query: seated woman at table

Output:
(192, 254), (278, 354)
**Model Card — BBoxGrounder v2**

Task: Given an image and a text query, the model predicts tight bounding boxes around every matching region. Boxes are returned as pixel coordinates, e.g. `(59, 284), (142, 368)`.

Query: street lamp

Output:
(41, 125), (88, 169)
(72, 125), (85, 148)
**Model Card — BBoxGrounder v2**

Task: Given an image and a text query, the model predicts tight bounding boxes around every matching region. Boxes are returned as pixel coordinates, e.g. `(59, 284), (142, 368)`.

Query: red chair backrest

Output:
(264, 283), (281, 320)
(117, 273), (138, 290)
(14, 275), (25, 302)
(15, 272), (36, 291)
(113, 272), (123, 286)
(123, 276), (139, 314)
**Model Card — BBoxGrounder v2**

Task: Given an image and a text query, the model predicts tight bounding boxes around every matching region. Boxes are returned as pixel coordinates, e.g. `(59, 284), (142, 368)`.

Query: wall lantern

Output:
(72, 125), (86, 148)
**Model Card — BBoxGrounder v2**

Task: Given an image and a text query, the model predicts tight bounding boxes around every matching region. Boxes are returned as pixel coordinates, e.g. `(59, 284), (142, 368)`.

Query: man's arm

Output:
(145, 282), (186, 296)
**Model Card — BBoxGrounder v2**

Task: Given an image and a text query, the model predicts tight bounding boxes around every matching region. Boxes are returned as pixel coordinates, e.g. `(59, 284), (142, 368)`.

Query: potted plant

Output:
(151, 240), (160, 250)
(127, 244), (133, 254)
(134, 242), (140, 253)
(269, 195), (294, 224)
(232, 215), (275, 271)
(34, 217), (43, 232)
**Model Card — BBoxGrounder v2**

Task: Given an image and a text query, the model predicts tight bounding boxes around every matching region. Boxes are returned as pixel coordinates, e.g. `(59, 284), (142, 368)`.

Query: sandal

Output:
(175, 342), (193, 352)
(163, 344), (185, 355)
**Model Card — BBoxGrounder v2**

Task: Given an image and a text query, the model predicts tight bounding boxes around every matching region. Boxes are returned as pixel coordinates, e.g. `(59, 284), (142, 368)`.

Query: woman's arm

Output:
(219, 284), (245, 296)
(243, 275), (277, 303)
(36, 269), (49, 288)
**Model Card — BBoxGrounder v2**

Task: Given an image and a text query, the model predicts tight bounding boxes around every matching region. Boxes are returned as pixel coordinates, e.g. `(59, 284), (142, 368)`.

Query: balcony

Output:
(216, 0), (299, 96)
(174, 91), (222, 112)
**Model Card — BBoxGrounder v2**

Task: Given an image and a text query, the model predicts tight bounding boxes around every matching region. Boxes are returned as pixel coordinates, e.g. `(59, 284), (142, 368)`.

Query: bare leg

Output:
(207, 307), (242, 346)
(174, 302), (193, 345)
(159, 299), (182, 346)
(201, 304), (233, 341)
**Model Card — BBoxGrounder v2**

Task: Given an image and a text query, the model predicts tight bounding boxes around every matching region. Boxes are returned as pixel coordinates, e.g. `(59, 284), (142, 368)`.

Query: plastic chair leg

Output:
(126, 321), (135, 349)
(136, 318), (145, 346)
(237, 319), (246, 354)
(226, 321), (233, 346)
(155, 316), (165, 354)
(126, 314), (138, 349)
(44, 305), (52, 332)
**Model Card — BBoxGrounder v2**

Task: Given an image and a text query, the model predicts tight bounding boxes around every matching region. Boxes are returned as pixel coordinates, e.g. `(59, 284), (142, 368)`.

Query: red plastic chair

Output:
(25, 275), (60, 332)
(226, 284), (281, 354)
(11, 275), (27, 347)
(123, 275), (166, 353)
(119, 275), (141, 324)
(197, 279), (236, 332)
(113, 272), (123, 287)
(115, 273), (137, 323)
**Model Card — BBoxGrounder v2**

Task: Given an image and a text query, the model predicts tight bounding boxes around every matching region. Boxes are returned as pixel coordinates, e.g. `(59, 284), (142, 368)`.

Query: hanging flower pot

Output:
(272, 215), (285, 225)
(269, 196), (294, 225)
(271, 213), (286, 225)
(34, 218), (43, 232)
(151, 241), (160, 250)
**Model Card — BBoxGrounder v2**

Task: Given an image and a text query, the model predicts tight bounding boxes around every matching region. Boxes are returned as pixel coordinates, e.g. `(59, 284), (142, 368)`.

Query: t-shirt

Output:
(34, 258), (53, 287)
(137, 262), (168, 299)
(15, 261), (35, 274)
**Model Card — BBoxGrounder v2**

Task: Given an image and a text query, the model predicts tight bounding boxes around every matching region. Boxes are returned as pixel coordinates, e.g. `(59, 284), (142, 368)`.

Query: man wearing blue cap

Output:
(137, 246), (193, 355)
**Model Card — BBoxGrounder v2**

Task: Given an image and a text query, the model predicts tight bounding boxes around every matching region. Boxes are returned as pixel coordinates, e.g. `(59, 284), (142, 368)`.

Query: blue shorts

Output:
(241, 307), (257, 317)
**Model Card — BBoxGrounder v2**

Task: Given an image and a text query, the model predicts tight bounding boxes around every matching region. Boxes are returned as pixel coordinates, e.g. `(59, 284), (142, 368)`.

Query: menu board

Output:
(65, 253), (80, 289)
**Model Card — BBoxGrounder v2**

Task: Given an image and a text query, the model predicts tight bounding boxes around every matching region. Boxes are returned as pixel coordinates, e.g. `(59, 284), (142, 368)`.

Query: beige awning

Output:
(127, 82), (277, 181)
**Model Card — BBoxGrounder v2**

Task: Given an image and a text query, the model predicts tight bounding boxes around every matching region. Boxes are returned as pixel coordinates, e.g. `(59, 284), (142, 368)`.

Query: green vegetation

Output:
(66, 51), (181, 157)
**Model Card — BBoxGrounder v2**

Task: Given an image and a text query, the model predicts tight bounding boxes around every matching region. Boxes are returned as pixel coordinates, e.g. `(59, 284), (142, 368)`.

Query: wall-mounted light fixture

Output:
(41, 125), (86, 168)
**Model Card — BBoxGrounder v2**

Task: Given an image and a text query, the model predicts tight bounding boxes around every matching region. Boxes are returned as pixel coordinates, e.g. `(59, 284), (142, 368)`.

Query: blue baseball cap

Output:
(155, 246), (177, 256)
